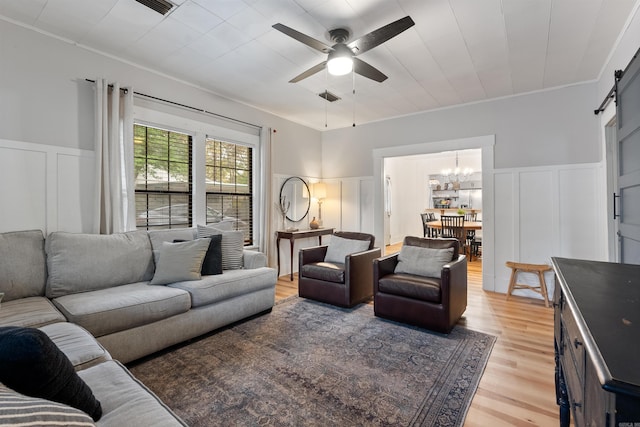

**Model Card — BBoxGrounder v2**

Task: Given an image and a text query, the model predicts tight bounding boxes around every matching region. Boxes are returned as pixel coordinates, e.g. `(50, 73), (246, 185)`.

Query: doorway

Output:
(383, 149), (482, 247)
(372, 135), (496, 291)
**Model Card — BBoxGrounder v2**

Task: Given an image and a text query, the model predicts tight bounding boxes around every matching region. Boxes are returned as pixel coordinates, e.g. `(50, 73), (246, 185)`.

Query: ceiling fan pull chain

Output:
(352, 70), (356, 127)
(325, 69), (328, 128)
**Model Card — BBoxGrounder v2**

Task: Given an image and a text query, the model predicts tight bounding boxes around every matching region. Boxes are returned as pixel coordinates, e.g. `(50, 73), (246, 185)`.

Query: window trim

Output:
(133, 104), (261, 247)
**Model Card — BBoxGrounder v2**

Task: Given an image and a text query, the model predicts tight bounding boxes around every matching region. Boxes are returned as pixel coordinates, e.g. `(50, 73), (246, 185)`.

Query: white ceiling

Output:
(0, 0), (637, 130)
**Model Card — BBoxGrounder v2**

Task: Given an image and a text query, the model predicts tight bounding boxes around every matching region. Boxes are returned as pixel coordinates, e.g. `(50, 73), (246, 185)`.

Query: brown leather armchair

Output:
(298, 231), (381, 307)
(373, 236), (467, 333)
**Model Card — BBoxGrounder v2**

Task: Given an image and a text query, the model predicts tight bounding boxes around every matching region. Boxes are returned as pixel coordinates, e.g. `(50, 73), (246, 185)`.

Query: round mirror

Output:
(279, 177), (310, 223)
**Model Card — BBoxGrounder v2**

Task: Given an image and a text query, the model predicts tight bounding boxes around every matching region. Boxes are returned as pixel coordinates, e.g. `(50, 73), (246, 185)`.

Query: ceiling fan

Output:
(272, 16), (415, 83)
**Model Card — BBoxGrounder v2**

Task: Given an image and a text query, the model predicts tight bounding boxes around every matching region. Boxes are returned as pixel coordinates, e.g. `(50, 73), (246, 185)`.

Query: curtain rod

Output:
(594, 45), (640, 115)
(85, 79), (261, 130)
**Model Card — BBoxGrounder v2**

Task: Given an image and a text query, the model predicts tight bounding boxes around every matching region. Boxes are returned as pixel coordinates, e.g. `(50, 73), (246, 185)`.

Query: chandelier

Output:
(441, 152), (472, 184)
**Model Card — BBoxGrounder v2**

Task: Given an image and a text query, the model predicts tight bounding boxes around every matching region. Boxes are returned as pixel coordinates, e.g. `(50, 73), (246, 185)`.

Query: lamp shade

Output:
(313, 182), (327, 199)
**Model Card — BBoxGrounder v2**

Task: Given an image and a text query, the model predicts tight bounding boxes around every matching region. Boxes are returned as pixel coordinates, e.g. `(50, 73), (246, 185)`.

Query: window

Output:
(205, 138), (253, 245)
(134, 124), (192, 230)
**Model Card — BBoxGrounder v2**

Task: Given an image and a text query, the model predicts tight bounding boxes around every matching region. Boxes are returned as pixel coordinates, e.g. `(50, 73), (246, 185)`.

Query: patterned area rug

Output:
(129, 297), (496, 426)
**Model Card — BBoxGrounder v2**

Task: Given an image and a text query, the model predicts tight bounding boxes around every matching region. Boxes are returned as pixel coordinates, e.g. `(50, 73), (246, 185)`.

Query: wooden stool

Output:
(505, 261), (552, 307)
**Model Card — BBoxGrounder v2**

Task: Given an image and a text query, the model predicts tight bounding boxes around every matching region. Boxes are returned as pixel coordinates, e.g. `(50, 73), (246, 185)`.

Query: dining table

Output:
(426, 220), (482, 231)
(426, 220), (482, 261)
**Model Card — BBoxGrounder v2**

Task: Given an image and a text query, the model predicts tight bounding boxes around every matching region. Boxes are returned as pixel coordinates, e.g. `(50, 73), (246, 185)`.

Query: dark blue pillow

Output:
(174, 234), (222, 275)
(0, 326), (102, 421)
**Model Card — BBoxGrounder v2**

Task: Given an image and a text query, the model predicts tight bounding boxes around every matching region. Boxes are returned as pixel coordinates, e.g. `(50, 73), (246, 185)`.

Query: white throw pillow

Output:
(324, 235), (371, 264)
(394, 246), (454, 278)
(197, 225), (244, 270)
(150, 239), (210, 285)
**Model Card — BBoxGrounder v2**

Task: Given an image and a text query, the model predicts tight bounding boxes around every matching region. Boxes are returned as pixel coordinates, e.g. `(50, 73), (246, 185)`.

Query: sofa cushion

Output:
(394, 246), (454, 278)
(197, 225), (244, 270)
(173, 236), (223, 275)
(78, 360), (186, 426)
(324, 235), (370, 264)
(378, 273), (442, 303)
(0, 326), (102, 421)
(0, 384), (96, 426)
(52, 283), (191, 337)
(168, 267), (278, 308)
(150, 239), (210, 285)
(148, 228), (197, 264)
(0, 296), (66, 328)
(39, 322), (111, 371)
(46, 231), (155, 298)
(300, 262), (345, 284)
(0, 230), (47, 301)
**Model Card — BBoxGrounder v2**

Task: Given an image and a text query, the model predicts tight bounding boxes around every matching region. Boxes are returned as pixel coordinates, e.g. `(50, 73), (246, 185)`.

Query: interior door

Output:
(616, 56), (640, 264)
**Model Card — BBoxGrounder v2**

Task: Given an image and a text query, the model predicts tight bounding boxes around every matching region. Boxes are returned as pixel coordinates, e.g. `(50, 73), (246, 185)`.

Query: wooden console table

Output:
(276, 228), (334, 281)
(552, 257), (640, 427)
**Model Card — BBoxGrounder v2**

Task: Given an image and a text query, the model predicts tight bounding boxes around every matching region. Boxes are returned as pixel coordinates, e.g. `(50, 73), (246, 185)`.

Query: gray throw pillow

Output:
(394, 246), (454, 278)
(324, 235), (371, 264)
(197, 225), (244, 270)
(150, 239), (210, 285)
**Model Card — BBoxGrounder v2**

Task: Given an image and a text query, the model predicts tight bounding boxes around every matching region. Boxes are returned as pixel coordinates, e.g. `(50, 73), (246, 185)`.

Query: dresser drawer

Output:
(561, 304), (585, 379)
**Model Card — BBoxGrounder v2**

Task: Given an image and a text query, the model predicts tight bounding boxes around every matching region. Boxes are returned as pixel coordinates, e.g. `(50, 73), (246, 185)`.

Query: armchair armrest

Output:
(373, 253), (399, 277)
(299, 245), (328, 268)
(441, 254), (468, 305)
(373, 253), (399, 293)
(346, 247), (382, 303)
(347, 248), (382, 280)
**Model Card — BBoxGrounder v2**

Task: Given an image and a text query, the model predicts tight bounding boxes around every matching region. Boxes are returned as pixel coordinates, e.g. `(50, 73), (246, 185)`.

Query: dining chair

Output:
(420, 212), (438, 238)
(440, 215), (466, 255)
(463, 212), (478, 249)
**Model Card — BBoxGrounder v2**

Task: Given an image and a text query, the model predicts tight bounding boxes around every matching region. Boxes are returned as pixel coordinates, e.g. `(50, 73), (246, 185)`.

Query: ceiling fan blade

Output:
(353, 58), (387, 82)
(272, 23), (333, 53)
(289, 61), (327, 83)
(347, 16), (415, 56)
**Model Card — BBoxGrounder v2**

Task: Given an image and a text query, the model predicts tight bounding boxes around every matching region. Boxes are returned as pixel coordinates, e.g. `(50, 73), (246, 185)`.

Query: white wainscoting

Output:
(491, 162), (606, 301)
(329, 162), (605, 304)
(0, 139), (95, 234)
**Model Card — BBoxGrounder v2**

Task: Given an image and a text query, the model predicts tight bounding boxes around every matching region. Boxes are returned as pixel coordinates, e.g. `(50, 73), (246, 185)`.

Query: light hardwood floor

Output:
(275, 245), (558, 426)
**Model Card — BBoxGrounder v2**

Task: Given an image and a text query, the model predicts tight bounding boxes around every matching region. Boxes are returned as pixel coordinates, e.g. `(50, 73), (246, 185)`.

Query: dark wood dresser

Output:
(552, 257), (640, 427)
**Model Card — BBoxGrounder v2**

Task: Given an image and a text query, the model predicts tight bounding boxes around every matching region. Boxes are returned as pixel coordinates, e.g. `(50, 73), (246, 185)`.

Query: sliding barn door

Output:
(616, 57), (640, 264)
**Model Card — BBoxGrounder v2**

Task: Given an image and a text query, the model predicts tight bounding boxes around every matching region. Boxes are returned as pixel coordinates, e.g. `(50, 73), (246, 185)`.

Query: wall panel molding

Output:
(0, 138), (94, 234)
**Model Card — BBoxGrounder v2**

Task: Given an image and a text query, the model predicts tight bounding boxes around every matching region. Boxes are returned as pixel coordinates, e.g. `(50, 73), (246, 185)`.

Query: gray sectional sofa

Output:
(0, 227), (277, 425)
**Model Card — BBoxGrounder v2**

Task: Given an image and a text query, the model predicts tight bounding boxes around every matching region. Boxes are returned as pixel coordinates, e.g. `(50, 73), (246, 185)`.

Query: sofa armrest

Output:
(243, 250), (267, 269)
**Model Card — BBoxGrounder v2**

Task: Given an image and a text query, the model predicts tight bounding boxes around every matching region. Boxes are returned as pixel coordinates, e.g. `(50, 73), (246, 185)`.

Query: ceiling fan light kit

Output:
(327, 45), (354, 76)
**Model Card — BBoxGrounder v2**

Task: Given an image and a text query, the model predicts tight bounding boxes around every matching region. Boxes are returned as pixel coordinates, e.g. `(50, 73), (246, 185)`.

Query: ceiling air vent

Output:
(319, 91), (341, 102)
(134, 0), (174, 15)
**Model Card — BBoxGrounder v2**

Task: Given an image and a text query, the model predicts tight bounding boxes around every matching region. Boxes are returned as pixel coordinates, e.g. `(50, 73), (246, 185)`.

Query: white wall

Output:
(322, 83), (600, 178)
(0, 19), (323, 248)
